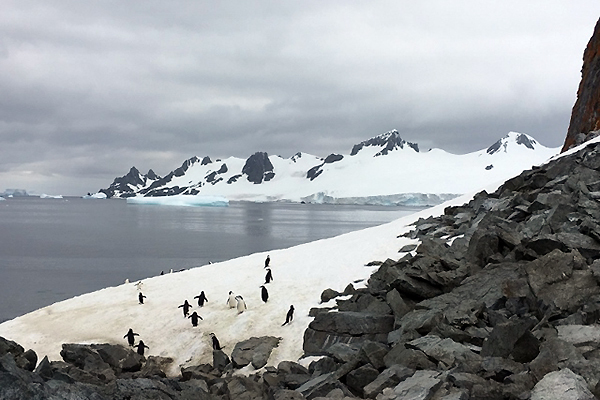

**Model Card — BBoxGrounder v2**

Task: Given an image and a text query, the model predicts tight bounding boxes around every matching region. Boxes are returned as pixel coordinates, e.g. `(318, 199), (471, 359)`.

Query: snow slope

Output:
(100, 131), (560, 205)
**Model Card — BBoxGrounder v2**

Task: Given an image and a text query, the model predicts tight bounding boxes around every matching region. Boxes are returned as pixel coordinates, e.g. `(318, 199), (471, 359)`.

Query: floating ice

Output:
(126, 194), (229, 207)
(40, 194), (64, 199)
(82, 193), (107, 199)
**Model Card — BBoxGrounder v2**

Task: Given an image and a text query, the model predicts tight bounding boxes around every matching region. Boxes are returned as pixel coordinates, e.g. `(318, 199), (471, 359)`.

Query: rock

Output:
(325, 343), (360, 363)
(213, 349), (230, 372)
(386, 289), (411, 319)
(242, 152), (275, 184)
(359, 341), (389, 370)
(480, 318), (537, 359)
(303, 312), (393, 355)
(309, 356), (339, 377)
(383, 345), (436, 370)
(226, 375), (266, 400)
(363, 365), (414, 399)
(60, 343), (116, 382)
(377, 370), (443, 400)
(296, 372), (354, 400)
(406, 335), (482, 370)
(321, 288), (341, 303)
(345, 363), (380, 395)
(530, 368), (595, 400)
(231, 336), (281, 369)
(15, 349), (37, 372)
(562, 17), (600, 152)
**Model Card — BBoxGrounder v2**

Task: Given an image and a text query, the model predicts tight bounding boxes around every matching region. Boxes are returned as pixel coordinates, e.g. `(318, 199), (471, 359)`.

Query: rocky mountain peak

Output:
(350, 129), (419, 156)
(242, 152), (275, 184)
(486, 132), (538, 155)
(562, 17), (600, 152)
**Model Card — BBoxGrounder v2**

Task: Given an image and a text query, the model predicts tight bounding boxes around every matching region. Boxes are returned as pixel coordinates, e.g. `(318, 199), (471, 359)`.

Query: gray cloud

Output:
(0, 1), (598, 195)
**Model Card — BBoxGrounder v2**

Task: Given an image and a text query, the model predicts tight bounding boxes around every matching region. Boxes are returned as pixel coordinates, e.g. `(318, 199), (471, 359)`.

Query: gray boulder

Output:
(231, 336), (281, 369)
(377, 370), (443, 400)
(530, 368), (595, 400)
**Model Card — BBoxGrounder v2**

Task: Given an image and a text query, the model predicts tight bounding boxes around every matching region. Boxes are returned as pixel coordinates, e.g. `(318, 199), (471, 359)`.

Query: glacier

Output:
(126, 194), (229, 207)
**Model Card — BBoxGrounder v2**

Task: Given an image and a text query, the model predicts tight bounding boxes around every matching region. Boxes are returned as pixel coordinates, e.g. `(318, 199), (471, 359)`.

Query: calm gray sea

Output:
(0, 197), (422, 322)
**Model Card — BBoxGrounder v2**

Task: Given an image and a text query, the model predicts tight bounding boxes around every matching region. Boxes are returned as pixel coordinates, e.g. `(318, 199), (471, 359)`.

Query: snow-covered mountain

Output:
(98, 131), (559, 206)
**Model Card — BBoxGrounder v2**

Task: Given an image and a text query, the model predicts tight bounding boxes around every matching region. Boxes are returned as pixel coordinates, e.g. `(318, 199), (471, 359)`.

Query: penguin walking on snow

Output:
(210, 333), (223, 351)
(178, 300), (192, 317)
(188, 311), (203, 327)
(227, 291), (236, 308)
(194, 291), (208, 307)
(265, 268), (273, 284)
(235, 295), (247, 314)
(260, 285), (269, 303)
(124, 328), (139, 347)
(135, 340), (149, 356)
(138, 292), (146, 304)
(264, 255), (270, 269)
(282, 305), (294, 326)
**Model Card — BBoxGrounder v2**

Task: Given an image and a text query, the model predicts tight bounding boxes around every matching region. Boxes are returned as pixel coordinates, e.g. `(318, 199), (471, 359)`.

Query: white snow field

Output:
(0, 135), (570, 377)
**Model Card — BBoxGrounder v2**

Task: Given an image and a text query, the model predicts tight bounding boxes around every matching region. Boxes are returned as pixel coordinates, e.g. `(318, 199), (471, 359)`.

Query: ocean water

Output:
(0, 197), (422, 322)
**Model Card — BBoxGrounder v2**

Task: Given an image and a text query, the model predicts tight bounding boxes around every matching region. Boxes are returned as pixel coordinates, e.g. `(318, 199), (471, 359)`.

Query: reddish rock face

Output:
(562, 18), (600, 153)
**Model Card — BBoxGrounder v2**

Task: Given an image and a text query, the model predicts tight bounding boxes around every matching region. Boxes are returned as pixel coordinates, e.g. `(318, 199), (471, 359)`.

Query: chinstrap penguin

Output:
(235, 295), (247, 314)
(260, 285), (269, 303)
(282, 305), (294, 326)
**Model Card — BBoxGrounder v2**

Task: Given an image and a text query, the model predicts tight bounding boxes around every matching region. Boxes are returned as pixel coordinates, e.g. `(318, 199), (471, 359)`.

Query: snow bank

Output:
(126, 194), (229, 207)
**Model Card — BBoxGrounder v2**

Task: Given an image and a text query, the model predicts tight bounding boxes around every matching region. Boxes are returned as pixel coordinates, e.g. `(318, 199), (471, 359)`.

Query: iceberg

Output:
(0, 197), (5, 201)
(82, 193), (108, 199)
(300, 192), (461, 207)
(126, 194), (229, 207)
(39, 194), (64, 199)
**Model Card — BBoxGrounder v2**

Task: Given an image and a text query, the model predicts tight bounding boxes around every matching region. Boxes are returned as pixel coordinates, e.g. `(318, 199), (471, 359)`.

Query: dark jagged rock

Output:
(242, 152), (275, 184)
(231, 336), (281, 369)
(562, 17), (600, 152)
(350, 130), (419, 156)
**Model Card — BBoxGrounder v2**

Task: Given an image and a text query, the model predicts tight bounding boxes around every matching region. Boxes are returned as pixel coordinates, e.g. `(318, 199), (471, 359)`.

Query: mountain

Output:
(98, 130), (559, 206)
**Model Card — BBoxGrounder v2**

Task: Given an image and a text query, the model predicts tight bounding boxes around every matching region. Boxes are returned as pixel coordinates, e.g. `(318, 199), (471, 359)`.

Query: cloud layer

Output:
(1, 1), (598, 195)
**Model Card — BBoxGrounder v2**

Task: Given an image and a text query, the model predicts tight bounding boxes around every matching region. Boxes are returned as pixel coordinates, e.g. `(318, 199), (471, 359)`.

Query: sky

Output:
(0, 1), (599, 196)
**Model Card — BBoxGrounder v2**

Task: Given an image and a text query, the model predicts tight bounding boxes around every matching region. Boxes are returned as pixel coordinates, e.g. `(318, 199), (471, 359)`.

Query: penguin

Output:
(227, 291), (236, 309)
(135, 281), (143, 291)
(264, 255), (270, 269)
(160, 270), (164, 275)
(123, 328), (139, 346)
(188, 311), (203, 327)
(194, 291), (208, 307)
(124, 278), (130, 284)
(265, 268), (273, 284)
(282, 305), (294, 326)
(138, 292), (146, 304)
(178, 300), (192, 317)
(209, 333), (223, 351)
(235, 295), (247, 314)
(260, 285), (269, 303)
(135, 340), (149, 356)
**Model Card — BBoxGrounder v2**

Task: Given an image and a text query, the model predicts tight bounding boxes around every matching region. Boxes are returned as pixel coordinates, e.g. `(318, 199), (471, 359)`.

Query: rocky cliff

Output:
(562, 17), (600, 152)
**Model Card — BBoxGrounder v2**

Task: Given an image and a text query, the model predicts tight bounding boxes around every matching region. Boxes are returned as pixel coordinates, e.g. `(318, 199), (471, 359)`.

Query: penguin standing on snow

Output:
(209, 333), (223, 351)
(135, 340), (149, 356)
(282, 305), (295, 326)
(264, 255), (270, 269)
(260, 285), (269, 303)
(178, 300), (192, 317)
(235, 295), (247, 314)
(188, 311), (203, 327)
(124, 328), (139, 346)
(227, 291), (236, 309)
(138, 292), (146, 304)
(265, 268), (273, 284)
(194, 291), (208, 307)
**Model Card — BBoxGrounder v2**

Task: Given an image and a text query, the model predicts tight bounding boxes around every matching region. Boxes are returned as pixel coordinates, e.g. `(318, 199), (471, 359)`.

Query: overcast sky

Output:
(1, 1), (599, 196)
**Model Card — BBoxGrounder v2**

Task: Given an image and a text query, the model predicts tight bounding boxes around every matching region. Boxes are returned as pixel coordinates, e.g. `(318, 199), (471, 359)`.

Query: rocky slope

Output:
(562, 18), (600, 152)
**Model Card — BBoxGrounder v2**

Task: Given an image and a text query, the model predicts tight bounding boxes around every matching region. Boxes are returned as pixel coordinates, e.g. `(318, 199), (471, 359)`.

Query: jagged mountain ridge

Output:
(99, 130), (559, 205)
